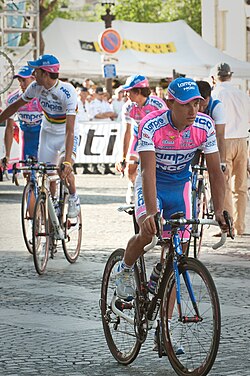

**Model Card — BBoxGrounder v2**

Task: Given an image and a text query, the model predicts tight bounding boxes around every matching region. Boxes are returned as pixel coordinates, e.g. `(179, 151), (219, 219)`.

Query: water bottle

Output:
(147, 262), (162, 294)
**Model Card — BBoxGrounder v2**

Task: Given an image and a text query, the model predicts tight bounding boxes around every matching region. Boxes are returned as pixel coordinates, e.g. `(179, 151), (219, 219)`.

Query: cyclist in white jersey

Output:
(0, 54), (80, 218)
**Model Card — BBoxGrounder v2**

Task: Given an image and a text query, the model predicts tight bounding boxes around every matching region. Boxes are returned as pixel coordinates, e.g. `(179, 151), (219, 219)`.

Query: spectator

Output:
(111, 87), (127, 122)
(212, 62), (250, 236)
(76, 86), (93, 175)
(155, 86), (165, 99)
(196, 80), (226, 165)
(89, 86), (117, 175)
(82, 78), (94, 90)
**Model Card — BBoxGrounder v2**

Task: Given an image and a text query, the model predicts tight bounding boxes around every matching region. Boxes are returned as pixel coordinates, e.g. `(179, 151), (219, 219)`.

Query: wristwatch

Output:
(220, 163), (227, 172)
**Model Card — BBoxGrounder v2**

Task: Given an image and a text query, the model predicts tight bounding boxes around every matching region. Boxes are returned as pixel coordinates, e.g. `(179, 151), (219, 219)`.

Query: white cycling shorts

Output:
(38, 127), (79, 164)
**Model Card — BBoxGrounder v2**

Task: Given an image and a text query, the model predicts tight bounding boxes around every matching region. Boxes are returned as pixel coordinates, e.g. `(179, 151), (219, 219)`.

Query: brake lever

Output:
(223, 210), (234, 239)
(12, 163), (19, 186)
(154, 212), (162, 240)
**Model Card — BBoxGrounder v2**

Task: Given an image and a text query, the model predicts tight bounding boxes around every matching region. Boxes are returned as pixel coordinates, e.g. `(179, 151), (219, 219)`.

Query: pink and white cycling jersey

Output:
(7, 89), (43, 132)
(122, 95), (167, 137)
(137, 109), (218, 184)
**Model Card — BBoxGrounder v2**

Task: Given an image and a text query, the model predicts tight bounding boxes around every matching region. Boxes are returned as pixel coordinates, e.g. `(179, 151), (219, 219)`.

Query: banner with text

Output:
(75, 121), (123, 164)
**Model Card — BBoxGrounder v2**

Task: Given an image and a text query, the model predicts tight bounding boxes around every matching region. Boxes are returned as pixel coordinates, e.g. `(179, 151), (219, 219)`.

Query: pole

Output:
(101, 1), (115, 97)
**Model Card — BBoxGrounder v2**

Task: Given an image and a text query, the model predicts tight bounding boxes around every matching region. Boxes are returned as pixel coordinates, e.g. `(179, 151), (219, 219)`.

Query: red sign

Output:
(98, 28), (122, 54)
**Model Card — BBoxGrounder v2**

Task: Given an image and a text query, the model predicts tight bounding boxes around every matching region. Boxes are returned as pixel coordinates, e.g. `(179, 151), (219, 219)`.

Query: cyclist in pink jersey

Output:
(115, 77), (233, 302)
(115, 75), (167, 204)
(3, 66), (43, 170)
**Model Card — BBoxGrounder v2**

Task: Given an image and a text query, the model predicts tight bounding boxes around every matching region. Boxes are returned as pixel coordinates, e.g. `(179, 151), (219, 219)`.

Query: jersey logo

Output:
(60, 86), (71, 99)
(182, 130), (190, 139)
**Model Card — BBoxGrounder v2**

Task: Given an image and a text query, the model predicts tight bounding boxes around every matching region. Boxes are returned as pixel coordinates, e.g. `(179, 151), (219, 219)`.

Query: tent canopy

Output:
(43, 18), (250, 80)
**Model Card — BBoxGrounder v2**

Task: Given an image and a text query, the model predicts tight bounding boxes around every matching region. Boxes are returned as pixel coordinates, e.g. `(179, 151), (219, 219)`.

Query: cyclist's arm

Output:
(0, 98), (25, 124)
(205, 151), (227, 230)
(139, 150), (158, 235)
(215, 123), (226, 163)
(64, 114), (76, 165)
(122, 122), (132, 159)
(4, 118), (15, 161)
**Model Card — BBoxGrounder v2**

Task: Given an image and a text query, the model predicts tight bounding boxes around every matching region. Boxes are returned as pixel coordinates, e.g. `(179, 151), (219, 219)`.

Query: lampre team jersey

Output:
(22, 80), (78, 135)
(122, 95), (167, 137)
(137, 109), (218, 184)
(7, 89), (43, 133)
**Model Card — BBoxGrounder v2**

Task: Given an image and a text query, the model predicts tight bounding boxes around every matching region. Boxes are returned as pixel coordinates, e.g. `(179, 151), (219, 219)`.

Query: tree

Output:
(113, 0), (201, 35)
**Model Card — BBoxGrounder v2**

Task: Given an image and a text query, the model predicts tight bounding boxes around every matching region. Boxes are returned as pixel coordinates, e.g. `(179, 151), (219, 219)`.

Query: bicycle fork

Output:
(173, 234), (202, 323)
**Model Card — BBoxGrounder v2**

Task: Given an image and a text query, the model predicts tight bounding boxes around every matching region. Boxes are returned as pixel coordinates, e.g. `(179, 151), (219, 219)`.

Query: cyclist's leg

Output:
(58, 134), (80, 218)
(38, 127), (62, 196)
(125, 135), (139, 204)
(22, 128), (40, 217)
(158, 180), (191, 249)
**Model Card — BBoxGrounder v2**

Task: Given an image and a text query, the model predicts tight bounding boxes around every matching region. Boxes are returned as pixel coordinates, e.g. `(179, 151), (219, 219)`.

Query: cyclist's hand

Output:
(0, 156), (8, 168)
(141, 214), (157, 237)
(215, 210), (234, 236)
(60, 162), (73, 179)
(115, 160), (126, 173)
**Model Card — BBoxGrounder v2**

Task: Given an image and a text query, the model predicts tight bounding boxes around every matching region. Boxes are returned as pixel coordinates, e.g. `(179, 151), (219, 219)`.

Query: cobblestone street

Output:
(0, 173), (249, 376)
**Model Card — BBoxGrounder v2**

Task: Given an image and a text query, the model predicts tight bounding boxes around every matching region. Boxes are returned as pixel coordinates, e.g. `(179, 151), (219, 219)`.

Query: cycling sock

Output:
(120, 259), (134, 271)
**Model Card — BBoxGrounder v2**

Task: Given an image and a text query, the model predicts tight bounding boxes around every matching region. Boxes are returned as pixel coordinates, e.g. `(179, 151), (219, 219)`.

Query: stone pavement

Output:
(0, 171), (249, 376)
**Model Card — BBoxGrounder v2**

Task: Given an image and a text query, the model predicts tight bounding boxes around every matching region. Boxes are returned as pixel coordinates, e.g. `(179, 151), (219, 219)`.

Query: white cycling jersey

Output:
(22, 80), (79, 135)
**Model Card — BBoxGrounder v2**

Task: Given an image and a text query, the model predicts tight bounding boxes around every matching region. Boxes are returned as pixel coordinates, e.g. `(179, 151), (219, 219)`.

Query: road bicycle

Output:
(100, 206), (233, 376)
(30, 163), (82, 274)
(13, 157), (40, 254)
(188, 153), (213, 258)
(31, 163), (82, 274)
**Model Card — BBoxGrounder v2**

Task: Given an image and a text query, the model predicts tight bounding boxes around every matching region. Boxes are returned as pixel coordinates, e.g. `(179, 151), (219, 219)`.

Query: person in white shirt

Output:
(111, 87), (127, 122)
(212, 62), (250, 236)
(89, 86), (117, 175)
(76, 86), (93, 174)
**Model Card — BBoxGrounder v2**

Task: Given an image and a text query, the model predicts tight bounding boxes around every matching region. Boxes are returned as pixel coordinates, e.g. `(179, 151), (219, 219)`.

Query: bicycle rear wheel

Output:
(100, 248), (142, 365)
(21, 182), (35, 254)
(32, 194), (49, 275)
(193, 181), (206, 258)
(62, 192), (82, 263)
(161, 257), (221, 376)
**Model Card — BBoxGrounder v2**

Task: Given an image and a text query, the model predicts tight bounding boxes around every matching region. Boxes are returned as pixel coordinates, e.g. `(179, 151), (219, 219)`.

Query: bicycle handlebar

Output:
(144, 212), (233, 253)
(12, 161), (59, 186)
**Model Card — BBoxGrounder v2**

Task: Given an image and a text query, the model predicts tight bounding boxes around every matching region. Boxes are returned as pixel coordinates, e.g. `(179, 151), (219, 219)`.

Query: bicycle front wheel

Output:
(62, 193), (82, 263)
(32, 194), (49, 275)
(100, 248), (142, 365)
(21, 182), (36, 254)
(161, 257), (221, 376)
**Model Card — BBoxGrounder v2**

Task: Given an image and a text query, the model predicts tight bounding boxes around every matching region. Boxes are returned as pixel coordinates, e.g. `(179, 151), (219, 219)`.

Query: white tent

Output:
(43, 18), (250, 80)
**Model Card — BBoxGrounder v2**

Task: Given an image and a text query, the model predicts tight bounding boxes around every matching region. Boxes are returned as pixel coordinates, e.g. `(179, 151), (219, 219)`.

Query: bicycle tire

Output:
(62, 190), (82, 263)
(32, 194), (49, 275)
(100, 248), (142, 365)
(0, 51), (14, 94)
(161, 257), (221, 376)
(193, 180), (206, 258)
(21, 182), (35, 254)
